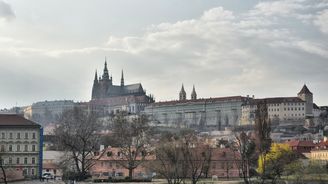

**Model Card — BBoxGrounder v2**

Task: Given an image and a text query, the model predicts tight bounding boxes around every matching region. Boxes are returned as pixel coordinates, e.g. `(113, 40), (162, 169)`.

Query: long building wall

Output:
(144, 96), (247, 129)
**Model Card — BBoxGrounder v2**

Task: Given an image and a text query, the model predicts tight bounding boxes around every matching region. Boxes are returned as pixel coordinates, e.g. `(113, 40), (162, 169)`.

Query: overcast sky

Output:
(0, 0), (327, 109)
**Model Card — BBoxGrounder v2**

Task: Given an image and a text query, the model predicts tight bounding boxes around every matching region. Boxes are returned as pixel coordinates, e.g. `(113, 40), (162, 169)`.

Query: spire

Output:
(179, 84), (186, 101)
(298, 84), (312, 95)
(121, 69), (124, 86)
(94, 70), (98, 82)
(191, 85), (197, 100)
(102, 59), (110, 80)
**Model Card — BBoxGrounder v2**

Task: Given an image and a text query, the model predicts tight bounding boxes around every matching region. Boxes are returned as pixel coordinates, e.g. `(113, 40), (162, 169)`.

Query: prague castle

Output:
(90, 61), (154, 115)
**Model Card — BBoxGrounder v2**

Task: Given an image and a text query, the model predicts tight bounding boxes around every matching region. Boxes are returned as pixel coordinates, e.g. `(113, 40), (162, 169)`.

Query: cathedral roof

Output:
(298, 85), (312, 95)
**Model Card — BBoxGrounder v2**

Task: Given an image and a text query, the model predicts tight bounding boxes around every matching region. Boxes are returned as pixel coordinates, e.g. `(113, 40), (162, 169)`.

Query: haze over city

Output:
(1, 0), (328, 109)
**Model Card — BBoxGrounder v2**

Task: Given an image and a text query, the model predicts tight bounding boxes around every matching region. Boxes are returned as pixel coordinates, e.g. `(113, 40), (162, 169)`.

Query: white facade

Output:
(24, 100), (75, 125)
(0, 115), (41, 178)
(144, 96), (248, 129)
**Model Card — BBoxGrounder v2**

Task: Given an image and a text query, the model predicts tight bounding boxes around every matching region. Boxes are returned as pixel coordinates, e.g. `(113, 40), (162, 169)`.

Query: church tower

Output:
(179, 84), (186, 101)
(121, 70), (124, 87)
(297, 84), (313, 117)
(191, 85), (197, 100)
(91, 70), (99, 99)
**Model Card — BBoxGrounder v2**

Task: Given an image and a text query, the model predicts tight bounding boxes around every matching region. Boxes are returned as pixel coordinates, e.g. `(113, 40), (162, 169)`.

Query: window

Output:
(24, 145), (28, 152)
(9, 157), (12, 164)
(17, 145), (20, 152)
(1, 133), (5, 139)
(24, 157), (28, 164)
(9, 132), (13, 139)
(32, 157), (35, 164)
(16, 157), (20, 164)
(9, 145), (12, 152)
(25, 133), (28, 139)
(32, 145), (36, 152)
(17, 133), (20, 139)
(31, 169), (35, 175)
(0, 145), (4, 152)
(107, 151), (112, 157)
(32, 133), (36, 139)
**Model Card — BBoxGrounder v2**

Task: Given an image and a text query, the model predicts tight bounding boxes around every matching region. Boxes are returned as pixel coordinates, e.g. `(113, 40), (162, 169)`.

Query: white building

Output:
(144, 85), (249, 129)
(24, 100), (75, 125)
(0, 114), (42, 179)
(241, 85), (314, 125)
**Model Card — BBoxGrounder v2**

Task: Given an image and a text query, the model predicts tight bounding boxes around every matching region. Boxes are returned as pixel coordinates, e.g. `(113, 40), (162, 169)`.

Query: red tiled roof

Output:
(286, 140), (315, 147)
(150, 96), (246, 106)
(245, 97), (304, 106)
(0, 114), (40, 127)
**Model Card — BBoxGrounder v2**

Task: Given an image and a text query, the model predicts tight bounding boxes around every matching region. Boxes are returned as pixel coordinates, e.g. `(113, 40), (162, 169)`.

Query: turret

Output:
(191, 85), (197, 100)
(297, 84), (313, 117)
(179, 84), (186, 101)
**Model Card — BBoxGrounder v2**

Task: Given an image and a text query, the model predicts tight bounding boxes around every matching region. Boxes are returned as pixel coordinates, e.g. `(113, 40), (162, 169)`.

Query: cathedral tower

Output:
(191, 85), (197, 100)
(297, 84), (313, 117)
(121, 70), (124, 87)
(91, 70), (99, 99)
(179, 84), (186, 101)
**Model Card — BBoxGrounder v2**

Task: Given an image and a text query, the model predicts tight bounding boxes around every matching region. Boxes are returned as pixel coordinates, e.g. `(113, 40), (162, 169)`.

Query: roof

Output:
(150, 96), (246, 106)
(0, 114), (40, 127)
(298, 85), (312, 95)
(244, 97), (304, 106)
(286, 140), (315, 147)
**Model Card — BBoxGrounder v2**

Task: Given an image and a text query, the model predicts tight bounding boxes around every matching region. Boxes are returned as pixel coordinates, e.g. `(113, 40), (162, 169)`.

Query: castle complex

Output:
(89, 61), (154, 116)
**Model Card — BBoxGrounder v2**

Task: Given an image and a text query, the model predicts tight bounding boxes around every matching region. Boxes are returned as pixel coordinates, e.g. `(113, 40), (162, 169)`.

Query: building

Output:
(309, 141), (328, 163)
(89, 61), (154, 116)
(241, 85), (314, 125)
(23, 100), (75, 126)
(144, 85), (249, 130)
(286, 140), (315, 154)
(42, 151), (65, 179)
(0, 114), (43, 179)
(90, 147), (155, 179)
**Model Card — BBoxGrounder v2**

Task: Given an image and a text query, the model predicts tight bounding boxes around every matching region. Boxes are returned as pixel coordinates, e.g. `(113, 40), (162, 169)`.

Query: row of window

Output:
(1, 132), (36, 140)
(269, 113), (305, 118)
(2, 157), (36, 165)
(0, 144), (37, 152)
(268, 107), (305, 112)
(269, 102), (305, 106)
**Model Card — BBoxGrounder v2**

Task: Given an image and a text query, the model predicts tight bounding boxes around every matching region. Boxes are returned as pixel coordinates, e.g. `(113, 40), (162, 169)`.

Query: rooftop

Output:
(0, 114), (40, 127)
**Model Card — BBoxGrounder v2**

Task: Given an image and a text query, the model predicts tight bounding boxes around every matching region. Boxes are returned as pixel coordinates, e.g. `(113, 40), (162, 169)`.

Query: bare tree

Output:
(0, 155), (7, 184)
(180, 132), (212, 184)
(151, 136), (187, 184)
(234, 131), (256, 184)
(254, 100), (272, 184)
(54, 107), (100, 180)
(111, 112), (153, 179)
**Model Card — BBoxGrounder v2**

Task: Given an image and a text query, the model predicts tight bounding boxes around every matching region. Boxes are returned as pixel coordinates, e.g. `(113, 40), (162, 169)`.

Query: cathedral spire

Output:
(102, 59), (110, 80)
(179, 84), (186, 101)
(121, 69), (124, 86)
(191, 85), (197, 100)
(94, 70), (98, 82)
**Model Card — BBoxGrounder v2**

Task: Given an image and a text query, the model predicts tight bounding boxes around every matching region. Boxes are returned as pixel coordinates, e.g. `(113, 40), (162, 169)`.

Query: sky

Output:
(0, 0), (328, 109)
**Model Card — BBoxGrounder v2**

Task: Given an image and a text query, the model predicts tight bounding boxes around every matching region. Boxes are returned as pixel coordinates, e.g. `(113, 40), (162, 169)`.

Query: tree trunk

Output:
(128, 168), (133, 180)
(0, 164), (7, 184)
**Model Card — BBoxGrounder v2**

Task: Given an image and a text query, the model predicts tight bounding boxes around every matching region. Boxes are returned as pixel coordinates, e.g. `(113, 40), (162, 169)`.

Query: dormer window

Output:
(107, 151), (113, 157)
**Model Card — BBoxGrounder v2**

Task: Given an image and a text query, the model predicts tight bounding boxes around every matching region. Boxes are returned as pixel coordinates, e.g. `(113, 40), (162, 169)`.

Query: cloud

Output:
(314, 9), (328, 34)
(1, 1), (328, 107)
(0, 0), (15, 22)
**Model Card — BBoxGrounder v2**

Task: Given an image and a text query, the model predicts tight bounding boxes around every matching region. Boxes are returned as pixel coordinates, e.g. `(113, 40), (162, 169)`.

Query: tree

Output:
(151, 131), (212, 184)
(254, 100), (272, 183)
(257, 143), (296, 183)
(234, 131), (256, 184)
(54, 107), (100, 180)
(151, 135), (187, 184)
(0, 155), (7, 184)
(111, 112), (153, 179)
(180, 132), (212, 184)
